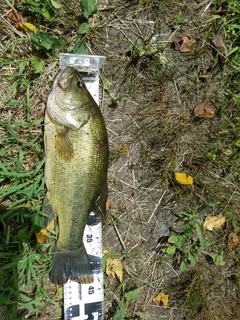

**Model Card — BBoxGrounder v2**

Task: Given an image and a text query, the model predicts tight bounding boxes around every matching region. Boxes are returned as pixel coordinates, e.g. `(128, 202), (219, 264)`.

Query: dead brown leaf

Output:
(65, 36), (72, 43)
(213, 33), (228, 56)
(171, 36), (183, 51)
(203, 214), (225, 231)
(38, 311), (48, 319)
(172, 36), (196, 53)
(7, 8), (22, 22)
(228, 232), (240, 249)
(194, 101), (215, 118)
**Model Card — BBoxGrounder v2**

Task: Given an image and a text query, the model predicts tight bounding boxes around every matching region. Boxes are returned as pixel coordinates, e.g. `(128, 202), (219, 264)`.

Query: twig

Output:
(174, 79), (181, 106)
(113, 223), (126, 250)
(200, 0), (213, 16)
(148, 189), (167, 223)
(167, 26), (180, 42)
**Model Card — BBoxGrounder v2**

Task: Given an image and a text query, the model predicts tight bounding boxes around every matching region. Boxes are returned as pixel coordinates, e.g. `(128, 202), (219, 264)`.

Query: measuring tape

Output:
(59, 54), (106, 320)
(64, 212), (104, 320)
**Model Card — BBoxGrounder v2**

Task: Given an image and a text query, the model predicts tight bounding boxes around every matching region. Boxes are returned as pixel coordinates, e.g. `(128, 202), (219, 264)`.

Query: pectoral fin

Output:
(55, 126), (74, 162)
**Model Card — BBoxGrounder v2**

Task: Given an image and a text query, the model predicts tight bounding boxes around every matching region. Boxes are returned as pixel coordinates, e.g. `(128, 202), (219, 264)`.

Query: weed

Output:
(22, 0), (60, 21)
(107, 290), (143, 320)
(19, 0), (99, 56)
(109, 299), (143, 320)
(160, 208), (211, 270)
(127, 38), (169, 69)
(30, 31), (68, 55)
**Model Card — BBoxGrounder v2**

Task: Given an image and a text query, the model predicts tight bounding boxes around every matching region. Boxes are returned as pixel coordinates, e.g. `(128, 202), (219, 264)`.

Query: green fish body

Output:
(44, 66), (109, 285)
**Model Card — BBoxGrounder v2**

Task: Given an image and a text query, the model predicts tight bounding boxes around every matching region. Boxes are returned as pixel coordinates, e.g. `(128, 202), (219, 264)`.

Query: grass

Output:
(0, 0), (240, 319)
(0, 115), (58, 318)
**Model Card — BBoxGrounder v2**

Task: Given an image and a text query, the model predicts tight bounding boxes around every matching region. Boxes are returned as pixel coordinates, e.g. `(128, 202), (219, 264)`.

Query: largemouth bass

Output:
(44, 66), (109, 285)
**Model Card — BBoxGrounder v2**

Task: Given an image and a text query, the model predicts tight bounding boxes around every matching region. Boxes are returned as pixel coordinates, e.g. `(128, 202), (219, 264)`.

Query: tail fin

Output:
(49, 244), (94, 285)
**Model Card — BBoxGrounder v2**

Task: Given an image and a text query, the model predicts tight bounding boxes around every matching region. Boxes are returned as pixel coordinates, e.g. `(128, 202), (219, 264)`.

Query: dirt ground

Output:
(1, 0), (240, 319)
(97, 1), (240, 319)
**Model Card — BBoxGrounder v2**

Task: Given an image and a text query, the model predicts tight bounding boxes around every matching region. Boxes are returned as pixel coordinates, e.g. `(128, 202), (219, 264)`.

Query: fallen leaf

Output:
(36, 220), (55, 244)
(228, 232), (240, 249)
(175, 172), (193, 185)
(38, 311), (48, 319)
(152, 292), (169, 308)
(172, 36), (196, 53)
(65, 36), (72, 43)
(213, 33), (228, 56)
(106, 197), (110, 211)
(171, 36), (183, 51)
(203, 214), (225, 231)
(16, 22), (37, 33)
(106, 258), (123, 282)
(7, 9), (22, 22)
(194, 101), (215, 118)
(36, 229), (49, 244)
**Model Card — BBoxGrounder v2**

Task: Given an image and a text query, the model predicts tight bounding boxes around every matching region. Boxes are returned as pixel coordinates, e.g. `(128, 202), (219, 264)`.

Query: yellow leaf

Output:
(16, 22), (37, 33)
(36, 220), (55, 244)
(106, 197), (110, 211)
(203, 214), (225, 231)
(106, 258), (123, 282)
(152, 292), (169, 308)
(175, 172), (193, 185)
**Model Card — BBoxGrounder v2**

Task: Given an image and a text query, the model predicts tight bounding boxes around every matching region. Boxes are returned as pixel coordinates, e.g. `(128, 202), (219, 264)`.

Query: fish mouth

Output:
(57, 67), (76, 89)
(56, 66), (95, 89)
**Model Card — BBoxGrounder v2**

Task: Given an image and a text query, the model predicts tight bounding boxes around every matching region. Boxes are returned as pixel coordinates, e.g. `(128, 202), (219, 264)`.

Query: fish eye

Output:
(77, 81), (84, 89)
